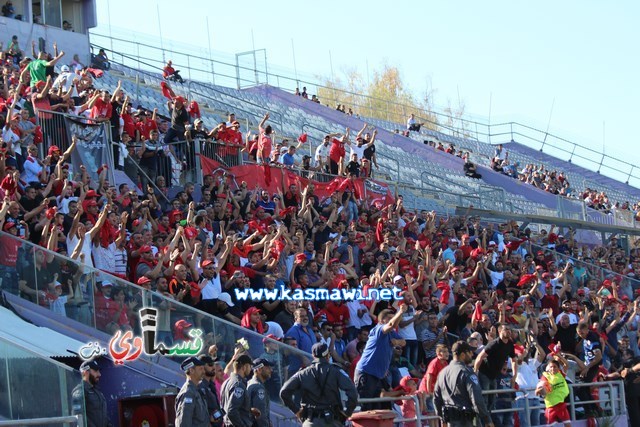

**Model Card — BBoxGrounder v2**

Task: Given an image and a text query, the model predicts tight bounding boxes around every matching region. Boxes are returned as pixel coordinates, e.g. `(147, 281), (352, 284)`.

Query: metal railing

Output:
(356, 380), (626, 427)
(0, 229), (313, 408)
(87, 31), (640, 188)
(529, 242), (640, 289)
(0, 416), (82, 426)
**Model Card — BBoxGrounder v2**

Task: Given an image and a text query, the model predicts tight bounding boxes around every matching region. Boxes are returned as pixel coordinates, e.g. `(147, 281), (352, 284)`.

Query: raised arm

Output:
(45, 50), (65, 67)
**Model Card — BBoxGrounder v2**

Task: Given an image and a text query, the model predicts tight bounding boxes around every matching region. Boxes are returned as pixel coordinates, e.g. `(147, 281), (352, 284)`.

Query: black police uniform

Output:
(72, 380), (112, 427)
(220, 372), (254, 427)
(248, 376), (271, 427)
(433, 360), (491, 427)
(280, 359), (358, 427)
(199, 377), (223, 427)
(175, 379), (210, 427)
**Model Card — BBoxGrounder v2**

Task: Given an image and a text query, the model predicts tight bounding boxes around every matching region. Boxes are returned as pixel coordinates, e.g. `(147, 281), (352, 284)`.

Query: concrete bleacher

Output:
(97, 61), (604, 218)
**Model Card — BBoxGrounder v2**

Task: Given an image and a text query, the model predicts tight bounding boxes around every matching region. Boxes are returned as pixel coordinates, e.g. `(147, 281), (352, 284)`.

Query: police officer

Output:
(72, 360), (113, 427)
(198, 355), (223, 426)
(433, 341), (494, 427)
(280, 343), (358, 427)
(248, 358), (274, 427)
(220, 354), (259, 427)
(176, 356), (210, 427)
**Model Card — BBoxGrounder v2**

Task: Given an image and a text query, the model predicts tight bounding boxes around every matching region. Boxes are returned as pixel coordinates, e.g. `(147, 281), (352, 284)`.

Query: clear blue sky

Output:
(93, 0), (639, 180)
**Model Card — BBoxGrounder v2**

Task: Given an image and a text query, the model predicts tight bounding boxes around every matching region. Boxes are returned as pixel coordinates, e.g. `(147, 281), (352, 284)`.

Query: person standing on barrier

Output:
(280, 343), (358, 427)
(433, 341), (493, 427)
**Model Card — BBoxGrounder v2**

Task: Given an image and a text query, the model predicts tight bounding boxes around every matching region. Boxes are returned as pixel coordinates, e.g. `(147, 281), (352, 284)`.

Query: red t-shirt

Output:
(420, 358), (449, 394)
(258, 133), (272, 161)
(325, 302), (350, 324)
(459, 244), (473, 259)
(121, 112), (136, 137)
(90, 98), (113, 120)
(139, 118), (158, 140)
(329, 138), (345, 163)
(0, 235), (21, 267)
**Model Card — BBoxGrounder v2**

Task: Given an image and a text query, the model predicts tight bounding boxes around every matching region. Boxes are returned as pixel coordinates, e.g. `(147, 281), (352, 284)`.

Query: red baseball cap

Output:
(139, 245), (152, 254)
(137, 277), (152, 286)
(3, 222), (17, 231)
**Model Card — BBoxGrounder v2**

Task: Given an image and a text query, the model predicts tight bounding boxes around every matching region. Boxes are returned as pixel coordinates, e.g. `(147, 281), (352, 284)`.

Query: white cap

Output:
(60, 65), (70, 72)
(488, 241), (497, 246)
(218, 292), (235, 307)
(393, 275), (404, 283)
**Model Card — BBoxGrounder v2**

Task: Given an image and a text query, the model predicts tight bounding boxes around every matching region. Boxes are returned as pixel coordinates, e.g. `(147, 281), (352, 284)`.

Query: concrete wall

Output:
(1, 7), (93, 66)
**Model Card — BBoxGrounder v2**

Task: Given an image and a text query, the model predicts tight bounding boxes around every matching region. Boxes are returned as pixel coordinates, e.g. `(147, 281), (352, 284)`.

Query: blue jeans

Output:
(344, 200), (358, 223)
(478, 372), (497, 411)
(493, 400), (514, 427)
(404, 339), (419, 367)
(515, 398), (541, 427)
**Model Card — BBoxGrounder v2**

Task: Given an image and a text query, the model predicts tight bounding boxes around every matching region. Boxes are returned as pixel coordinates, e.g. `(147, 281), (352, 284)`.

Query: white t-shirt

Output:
(22, 156), (43, 184)
(2, 127), (21, 155)
(265, 321), (284, 339)
(349, 144), (366, 161)
(315, 143), (330, 166)
(346, 300), (372, 328)
(397, 306), (417, 340)
(516, 358), (541, 399)
(93, 242), (116, 272)
(67, 232), (93, 268)
(489, 270), (504, 288)
(200, 275), (222, 300)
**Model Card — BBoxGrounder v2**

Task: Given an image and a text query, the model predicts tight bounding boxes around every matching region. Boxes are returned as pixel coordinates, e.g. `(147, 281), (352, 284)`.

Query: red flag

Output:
(87, 68), (104, 79)
(472, 300), (483, 323)
(375, 219), (384, 245)
(33, 126), (43, 144)
(269, 239), (285, 259)
(437, 281), (450, 304)
(517, 274), (537, 288)
(279, 206), (296, 217)
(297, 133), (308, 143)
(160, 81), (176, 100)
(247, 220), (267, 235)
(263, 164), (272, 186)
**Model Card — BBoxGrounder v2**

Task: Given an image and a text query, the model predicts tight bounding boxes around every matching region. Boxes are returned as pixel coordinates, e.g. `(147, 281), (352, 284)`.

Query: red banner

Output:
(199, 156), (394, 205)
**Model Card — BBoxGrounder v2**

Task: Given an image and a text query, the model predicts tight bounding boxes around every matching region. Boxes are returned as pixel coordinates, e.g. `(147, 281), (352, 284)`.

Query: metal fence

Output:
(356, 380), (626, 427)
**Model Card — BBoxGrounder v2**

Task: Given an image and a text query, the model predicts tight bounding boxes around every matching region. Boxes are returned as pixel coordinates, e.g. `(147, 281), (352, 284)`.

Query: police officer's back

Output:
(248, 357), (275, 427)
(219, 354), (259, 427)
(280, 343), (358, 427)
(433, 341), (493, 427)
(176, 357), (210, 427)
(72, 360), (113, 427)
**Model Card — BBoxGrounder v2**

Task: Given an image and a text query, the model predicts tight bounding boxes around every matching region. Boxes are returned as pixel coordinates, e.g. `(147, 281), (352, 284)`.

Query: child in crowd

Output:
(536, 359), (570, 426)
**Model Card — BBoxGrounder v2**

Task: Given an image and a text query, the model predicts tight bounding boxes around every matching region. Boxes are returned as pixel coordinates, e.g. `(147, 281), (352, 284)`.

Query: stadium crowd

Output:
(2, 40), (640, 426)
